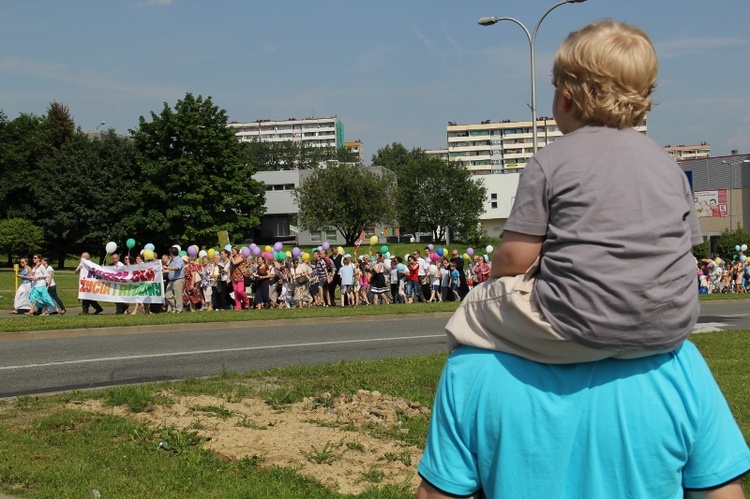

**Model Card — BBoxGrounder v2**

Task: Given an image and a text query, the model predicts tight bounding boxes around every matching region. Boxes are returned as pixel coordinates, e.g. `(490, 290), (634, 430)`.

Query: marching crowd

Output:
(157, 245), (486, 313)
(12, 245), (741, 316)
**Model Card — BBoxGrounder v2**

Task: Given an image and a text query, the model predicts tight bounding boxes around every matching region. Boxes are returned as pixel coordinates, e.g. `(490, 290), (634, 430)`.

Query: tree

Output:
(293, 163), (396, 245)
(131, 93), (265, 249)
(35, 130), (140, 266)
(0, 113), (47, 221)
(245, 140), (345, 171)
(370, 142), (423, 178)
(715, 227), (750, 261)
(0, 218), (44, 264)
(397, 157), (486, 240)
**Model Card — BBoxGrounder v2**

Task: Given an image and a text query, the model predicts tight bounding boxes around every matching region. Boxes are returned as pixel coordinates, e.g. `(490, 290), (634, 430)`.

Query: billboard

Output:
(694, 190), (728, 218)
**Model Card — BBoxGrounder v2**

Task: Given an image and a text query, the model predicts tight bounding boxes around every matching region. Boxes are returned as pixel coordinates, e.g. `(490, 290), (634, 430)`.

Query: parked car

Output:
(400, 234), (415, 243)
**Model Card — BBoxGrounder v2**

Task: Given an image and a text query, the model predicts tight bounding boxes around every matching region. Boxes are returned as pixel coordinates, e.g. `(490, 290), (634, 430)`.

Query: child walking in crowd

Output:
(446, 19), (701, 363)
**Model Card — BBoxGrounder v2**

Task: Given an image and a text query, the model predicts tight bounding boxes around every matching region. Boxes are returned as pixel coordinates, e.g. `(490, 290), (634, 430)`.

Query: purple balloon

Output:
(273, 241), (283, 251)
(187, 245), (198, 257)
(241, 247), (250, 257)
(292, 247), (301, 257)
(466, 247), (474, 256)
(251, 245), (261, 255)
(322, 241), (330, 250)
(428, 243), (434, 250)
(317, 246), (323, 252)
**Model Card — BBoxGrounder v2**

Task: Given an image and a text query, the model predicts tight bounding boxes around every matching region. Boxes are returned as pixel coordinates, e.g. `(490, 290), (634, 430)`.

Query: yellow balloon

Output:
(264, 245), (272, 253)
(143, 249), (155, 261)
(463, 253), (470, 260)
(337, 246), (345, 255)
(207, 248), (216, 259)
(285, 250), (292, 258)
(301, 252), (310, 262)
(369, 235), (378, 245)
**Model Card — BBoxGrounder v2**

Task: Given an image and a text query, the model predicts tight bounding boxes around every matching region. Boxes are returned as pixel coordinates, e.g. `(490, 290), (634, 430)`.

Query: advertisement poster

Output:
(78, 259), (165, 304)
(694, 190), (728, 218)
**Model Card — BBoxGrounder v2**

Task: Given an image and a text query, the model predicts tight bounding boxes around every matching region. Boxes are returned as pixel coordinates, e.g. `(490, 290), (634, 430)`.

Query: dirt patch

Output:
(73, 389), (430, 495)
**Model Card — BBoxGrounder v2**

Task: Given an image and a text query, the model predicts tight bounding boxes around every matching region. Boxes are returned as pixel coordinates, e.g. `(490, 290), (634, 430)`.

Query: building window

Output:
(309, 230), (338, 243)
(491, 202), (498, 209)
(490, 193), (497, 200)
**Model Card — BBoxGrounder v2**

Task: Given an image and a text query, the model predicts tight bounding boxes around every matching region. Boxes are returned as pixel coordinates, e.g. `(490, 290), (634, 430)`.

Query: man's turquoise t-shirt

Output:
(418, 342), (750, 498)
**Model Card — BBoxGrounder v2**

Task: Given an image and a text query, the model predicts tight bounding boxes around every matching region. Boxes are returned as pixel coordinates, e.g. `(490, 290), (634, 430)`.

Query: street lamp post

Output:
(478, 0), (587, 156)
(95, 121), (106, 130)
(721, 158), (750, 229)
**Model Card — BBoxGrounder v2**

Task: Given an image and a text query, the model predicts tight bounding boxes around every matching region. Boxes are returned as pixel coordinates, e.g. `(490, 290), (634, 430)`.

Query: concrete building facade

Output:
(228, 117), (344, 150)
(665, 143), (711, 161)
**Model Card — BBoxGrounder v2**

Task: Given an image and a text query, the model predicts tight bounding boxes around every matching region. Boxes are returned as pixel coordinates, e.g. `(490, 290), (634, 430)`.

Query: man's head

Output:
(452, 250), (459, 259)
(170, 246), (179, 257)
(81, 252), (90, 260)
(111, 253), (120, 264)
(552, 19), (657, 129)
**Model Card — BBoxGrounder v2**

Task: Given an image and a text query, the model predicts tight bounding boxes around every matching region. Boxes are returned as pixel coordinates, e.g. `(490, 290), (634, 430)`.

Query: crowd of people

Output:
(154, 245), (492, 313)
(11, 254), (67, 316)
(697, 256), (750, 294)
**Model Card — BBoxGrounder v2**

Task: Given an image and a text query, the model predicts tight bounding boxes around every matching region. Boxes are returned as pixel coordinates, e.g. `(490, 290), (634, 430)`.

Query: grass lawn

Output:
(0, 331), (746, 497)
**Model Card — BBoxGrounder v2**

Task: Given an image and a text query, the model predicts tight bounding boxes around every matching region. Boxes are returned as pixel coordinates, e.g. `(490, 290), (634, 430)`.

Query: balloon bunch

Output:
(734, 244), (749, 262)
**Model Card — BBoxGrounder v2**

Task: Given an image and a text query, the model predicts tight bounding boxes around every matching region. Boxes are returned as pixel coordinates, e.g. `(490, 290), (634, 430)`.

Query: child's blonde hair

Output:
(552, 19), (657, 128)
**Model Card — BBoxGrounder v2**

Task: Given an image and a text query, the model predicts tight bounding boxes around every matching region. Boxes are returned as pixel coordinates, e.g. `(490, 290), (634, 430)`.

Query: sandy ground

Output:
(74, 388), (431, 496)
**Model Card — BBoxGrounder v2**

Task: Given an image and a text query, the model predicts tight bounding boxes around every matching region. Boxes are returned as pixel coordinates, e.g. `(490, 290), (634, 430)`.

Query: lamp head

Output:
(478, 16), (499, 26)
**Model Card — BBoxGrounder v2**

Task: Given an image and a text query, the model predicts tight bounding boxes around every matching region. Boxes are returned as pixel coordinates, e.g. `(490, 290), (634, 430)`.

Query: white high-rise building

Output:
(228, 116), (344, 149)
(447, 117), (648, 174)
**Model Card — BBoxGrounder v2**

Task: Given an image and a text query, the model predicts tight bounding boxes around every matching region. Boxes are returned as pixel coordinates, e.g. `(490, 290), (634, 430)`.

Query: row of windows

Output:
(264, 184), (295, 191)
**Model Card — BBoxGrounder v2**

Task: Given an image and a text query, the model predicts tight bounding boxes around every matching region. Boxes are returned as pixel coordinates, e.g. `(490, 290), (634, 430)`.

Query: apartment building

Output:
(446, 117), (648, 174)
(664, 143), (711, 161)
(228, 116), (344, 150)
(344, 140), (364, 162)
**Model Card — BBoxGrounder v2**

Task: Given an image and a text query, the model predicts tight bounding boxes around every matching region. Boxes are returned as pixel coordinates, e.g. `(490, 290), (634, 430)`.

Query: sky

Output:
(1, 0), (749, 161)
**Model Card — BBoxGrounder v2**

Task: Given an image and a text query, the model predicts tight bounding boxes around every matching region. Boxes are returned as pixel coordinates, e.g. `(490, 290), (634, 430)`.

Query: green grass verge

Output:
(0, 333), (747, 497)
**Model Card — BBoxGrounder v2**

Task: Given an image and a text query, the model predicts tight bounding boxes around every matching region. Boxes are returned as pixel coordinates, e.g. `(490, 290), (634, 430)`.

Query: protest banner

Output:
(78, 259), (165, 304)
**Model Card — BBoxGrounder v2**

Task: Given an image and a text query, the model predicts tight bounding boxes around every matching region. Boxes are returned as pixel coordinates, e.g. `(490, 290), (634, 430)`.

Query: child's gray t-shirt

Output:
(504, 125), (701, 351)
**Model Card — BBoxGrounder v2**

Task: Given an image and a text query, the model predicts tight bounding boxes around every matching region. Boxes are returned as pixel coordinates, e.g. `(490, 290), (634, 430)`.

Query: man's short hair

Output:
(552, 19), (657, 128)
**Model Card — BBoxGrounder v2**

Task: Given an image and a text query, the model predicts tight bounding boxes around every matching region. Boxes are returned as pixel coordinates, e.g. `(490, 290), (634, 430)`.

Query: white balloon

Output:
(486, 245), (494, 254)
(742, 244), (748, 252)
(105, 241), (117, 254)
(429, 264), (438, 276)
(198, 250), (207, 258)
(383, 258), (392, 271)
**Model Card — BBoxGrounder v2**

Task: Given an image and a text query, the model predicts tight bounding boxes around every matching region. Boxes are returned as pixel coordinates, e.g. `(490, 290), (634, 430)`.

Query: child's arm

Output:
(490, 231), (543, 278)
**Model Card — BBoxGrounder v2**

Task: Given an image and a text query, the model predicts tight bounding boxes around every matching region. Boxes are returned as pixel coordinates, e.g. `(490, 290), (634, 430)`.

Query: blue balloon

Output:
(736, 245), (741, 252)
(397, 263), (405, 272)
(144, 243), (155, 251)
(224, 244), (232, 251)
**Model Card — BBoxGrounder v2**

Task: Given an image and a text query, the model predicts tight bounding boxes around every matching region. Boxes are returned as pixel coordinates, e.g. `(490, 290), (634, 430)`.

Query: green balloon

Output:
(126, 238), (136, 249)
(380, 245), (389, 254)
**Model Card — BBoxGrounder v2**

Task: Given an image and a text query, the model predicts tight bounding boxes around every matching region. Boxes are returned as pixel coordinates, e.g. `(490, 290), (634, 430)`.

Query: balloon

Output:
(251, 245), (261, 256)
(241, 247), (250, 257)
(742, 255), (748, 262)
(276, 251), (287, 261)
(397, 263), (406, 272)
(207, 248), (216, 259)
(486, 245), (494, 254)
(292, 247), (301, 257)
(143, 249), (155, 261)
(264, 245), (272, 253)
(179, 250), (187, 257)
(380, 245), (389, 254)
(428, 243), (434, 250)
(337, 246), (345, 255)
(105, 241), (117, 254)
(285, 250), (292, 258)
(173, 245), (182, 253)
(383, 259), (392, 271)
(224, 244), (232, 251)
(273, 241), (283, 251)
(344, 253), (351, 258)
(187, 245), (198, 257)
(436, 247), (444, 256)
(429, 264), (438, 276)
(736, 245), (741, 252)
(144, 243), (155, 251)
(301, 252), (310, 262)
(370, 255), (376, 262)
(466, 247), (474, 256)
(317, 246), (323, 252)
(198, 250), (207, 258)
(261, 251), (272, 260)
(715, 257), (722, 265)
(742, 244), (748, 252)
(369, 235), (378, 245)
(430, 253), (440, 262)
(322, 241), (330, 250)
(126, 238), (136, 249)
(463, 253), (470, 260)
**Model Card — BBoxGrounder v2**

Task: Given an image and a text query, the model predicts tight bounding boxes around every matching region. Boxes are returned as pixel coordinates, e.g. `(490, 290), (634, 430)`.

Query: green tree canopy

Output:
(130, 93), (265, 249)
(0, 218), (44, 264)
(293, 164), (396, 245)
(715, 227), (750, 261)
(372, 143), (487, 241)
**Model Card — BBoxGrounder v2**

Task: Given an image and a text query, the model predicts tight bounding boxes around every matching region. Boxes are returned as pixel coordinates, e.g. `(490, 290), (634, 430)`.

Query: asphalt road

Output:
(0, 300), (747, 399)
